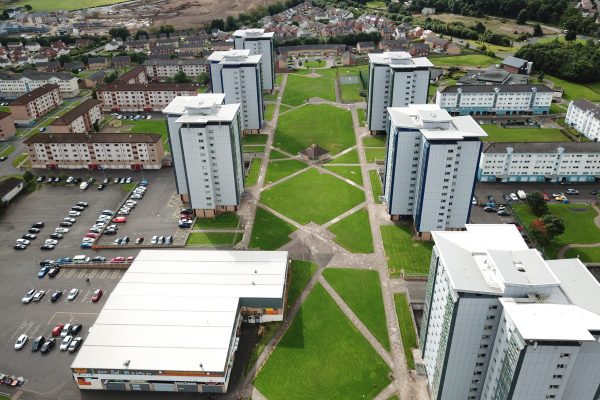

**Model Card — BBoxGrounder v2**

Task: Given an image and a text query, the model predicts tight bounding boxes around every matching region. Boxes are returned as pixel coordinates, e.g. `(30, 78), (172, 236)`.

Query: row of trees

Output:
(423, 19), (512, 46)
(208, 0), (305, 32)
(276, 31), (381, 48)
(516, 40), (600, 82)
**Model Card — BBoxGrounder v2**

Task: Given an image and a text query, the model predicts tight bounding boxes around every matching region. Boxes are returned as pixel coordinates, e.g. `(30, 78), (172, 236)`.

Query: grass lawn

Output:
(431, 54), (499, 68)
(549, 103), (567, 114)
(381, 225), (433, 277)
(481, 124), (569, 142)
(512, 203), (600, 258)
(323, 269), (388, 349)
(370, 170), (383, 204)
(366, 0), (386, 8)
(287, 260), (319, 310)
(264, 91), (278, 101)
(243, 145), (266, 153)
(323, 165), (363, 185)
(564, 247), (600, 263)
(186, 232), (241, 246)
(254, 284), (391, 400)
(275, 104), (355, 155)
(328, 209), (374, 253)
(341, 83), (364, 102)
(249, 207), (296, 250)
(357, 108), (366, 126)
(265, 103), (276, 121)
(12, 0), (129, 10)
(246, 157), (262, 186)
(304, 59), (326, 68)
(0, 144), (15, 157)
(194, 213), (240, 229)
(547, 75), (600, 102)
(269, 150), (290, 160)
(12, 153), (27, 167)
(279, 104), (293, 114)
(283, 74), (336, 106)
(328, 149), (359, 164)
(365, 147), (386, 163)
(245, 321), (281, 374)
(128, 119), (169, 151)
(276, 74), (284, 86)
(363, 136), (386, 147)
(394, 293), (417, 370)
(261, 169), (365, 225)
(0, 105), (9, 112)
(265, 159), (307, 184)
(242, 134), (268, 145)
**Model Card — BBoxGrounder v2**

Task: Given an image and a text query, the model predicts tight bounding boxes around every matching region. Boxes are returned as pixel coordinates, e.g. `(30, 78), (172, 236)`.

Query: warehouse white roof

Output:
(71, 250), (288, 374)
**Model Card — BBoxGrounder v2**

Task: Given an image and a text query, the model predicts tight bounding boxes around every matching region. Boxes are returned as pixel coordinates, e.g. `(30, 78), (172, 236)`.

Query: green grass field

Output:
(564, 246), (600, 263)
(0, 145), (15, 157)
(242, 135), (268, 145)
(261, 169), (365, 225)
(128, 119), (169, 151)
(0, 105), (9, 112)
(365, 147), (386, 163)
(12, 153), (27, 167)
(194, 213), (240, 229)
(243, 145), (266, 153)
(394, 293), (417, 370)
(287, 260), (318, 310)
(328, 149), (359, 164)
(357, 108), (367, 126)
(370, 170), (383, 204)
(269, 150), (289, 160)
(186, 232), (240, 246)
(431, 54), (499, 68)
(276, 74), (284, 86)
(341, 83), (364, 102)
(366, 0), (386, 8)
(265, 159), (307, 184)
(512, 203), (600, 258)
(549, 103), (567, 114)
(275, 104), (355, 155)
(12, 0), (129, 10)
(324, 269), (389, 350)
(264, 91), (278, 101)
(246, 157), (262, 186)
(363, 136), (386, 147)
(304, 59), (326, 68)
(283, 74), (336, 106)
(481, 124), (569, 142)
(547, 75), (600, 102)
(328, 209), (373, 253)
(249, 207), (296, 250)
(254, 284), (391, 400)
(381, 225), (433, 277)
(323, 165), (363, 185)
(265, 103), (276, 121)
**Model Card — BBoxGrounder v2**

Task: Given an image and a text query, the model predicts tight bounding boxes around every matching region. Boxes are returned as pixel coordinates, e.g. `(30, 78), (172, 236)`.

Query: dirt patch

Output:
(569, 207), (589, 212)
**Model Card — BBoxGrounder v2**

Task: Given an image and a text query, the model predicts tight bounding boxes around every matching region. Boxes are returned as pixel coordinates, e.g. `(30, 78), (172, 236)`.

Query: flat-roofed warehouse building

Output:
(71, 250), (289, 394)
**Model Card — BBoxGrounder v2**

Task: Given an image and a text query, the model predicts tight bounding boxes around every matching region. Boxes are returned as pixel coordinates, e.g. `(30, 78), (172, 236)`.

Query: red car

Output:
(126, 256), (135, 262)
(91, 289), (103, 303)
(541, 192), (551, 201)
(85, 232), (98, 238)
(112, 216), (127, 223)
(111, 257), (125, 262)
(51, 324), (64, 337)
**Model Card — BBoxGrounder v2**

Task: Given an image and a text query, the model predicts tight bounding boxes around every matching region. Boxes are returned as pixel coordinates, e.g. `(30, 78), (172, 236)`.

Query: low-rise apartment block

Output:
(143, 59), (209, 81)
(96, 82), (199, 112)
(421, 224), (600, 400)
(0, 70), (79, 99)
(50, 99), (102, 133)
(479, 142), (600, 183)
(565, 99), (600, 141)
(436, 84), (553, 116)
(9, 84), (62, 126)
(0, 111), (16, 140)
(24, 132), (164, 170)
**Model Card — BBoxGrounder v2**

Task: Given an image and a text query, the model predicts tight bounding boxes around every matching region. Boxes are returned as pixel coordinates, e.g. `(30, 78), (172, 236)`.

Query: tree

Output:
(104, 71), (118, 84)
(533, 23), (543, 36)
(23, 171), (33, 182)
(108, 27), (129, 41)
(225, 16), (238, 31)
(58, 54), (72, 64)
(198, 72), (210, 86)
(528, 214), (565, 244)
(135, 30), (148, 39)
(525, 192), (548, 216)
(93, 120), (100, 132)
(24, 4), (32, 10)
(516, 9), (528, 25)
(1, 10), (10, 20)
(565, 30), (577, 41)
(172, 70), (192, 83)
(91, 88), (97, 100)
(209, 19), (225, 32)
(158, 25), (175, 34)
(473, 21), (486, 34)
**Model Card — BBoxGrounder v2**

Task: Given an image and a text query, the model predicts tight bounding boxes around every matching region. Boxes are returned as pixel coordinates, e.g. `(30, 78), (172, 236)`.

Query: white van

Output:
(79, 182), (89, 190)
(73, 255), (91, 264)
(517, 190), (527, 200)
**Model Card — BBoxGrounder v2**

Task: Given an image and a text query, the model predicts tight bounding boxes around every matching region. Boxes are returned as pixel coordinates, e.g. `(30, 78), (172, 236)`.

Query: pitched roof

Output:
(9, 84), (59, 106)
(0, 177), (23, 197)
(51, 99), (100, 126)
(572, 99), (600, 117)
(502, 56), (528, 68)
(88, 57), (107, 64)
(24, 132), (161, 145)
(98, 82), (198, 92)
(0, 111), (11, 120)
(299, 143), (328, 159)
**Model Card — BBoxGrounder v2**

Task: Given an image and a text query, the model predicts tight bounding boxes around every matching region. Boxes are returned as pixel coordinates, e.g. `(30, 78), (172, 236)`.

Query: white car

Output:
(67, 288), (79, 300)
(64, 217), (77, 223)
(55, 227), (70, 233)
(151, 235), (159, 244)
(146, 115), (152, 119)
(60, 335), (73, 350)
(16, 238), (30, 245)
(60, 324), (72, 338)
(510, 193), (519, 201)
(14, 334), (28, 350)
(22, 289), (35, 304)
(33, 290), (45, 302)
(68, 211), (81, 217)
(66, 176), (74, 184)
(81, 237), (94, 243)
(44, 239), (58, 245)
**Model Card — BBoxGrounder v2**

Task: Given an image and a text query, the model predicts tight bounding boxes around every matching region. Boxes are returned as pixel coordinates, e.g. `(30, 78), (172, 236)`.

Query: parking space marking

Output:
(98, 270), (108, 279)
(47, 312), (99, 326)
(80, 289), (92, 303)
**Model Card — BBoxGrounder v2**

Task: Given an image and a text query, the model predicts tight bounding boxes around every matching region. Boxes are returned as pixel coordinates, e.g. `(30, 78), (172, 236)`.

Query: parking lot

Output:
(0, 168), (188, 400)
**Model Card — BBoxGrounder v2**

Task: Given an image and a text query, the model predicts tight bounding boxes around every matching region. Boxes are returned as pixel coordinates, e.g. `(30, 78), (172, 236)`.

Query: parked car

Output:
(22, 233), (37, 240)
(80, 242), (92, 249)
(40, 244), (55, 250)
(91, 289), (103, 302)
(85, 232), (98, 239)
(135, 237), (144, 244)
(16, 238), (30, 245)
(67, 288), (79, 300)
(44, 239), (58, 246)
(483, 206), (497, 213)
(38, 267), (50, 278)
(31, 222), (44, 228)
(48, 266), (60, 278)
(14, 243), (27, 250)
(68, 337), (82, 353)
(52, 324), (65, 337)
(72, 205), (85, 212)
(50, 290), (63, 302)
(50, 232), (64, 240)
(71, 324), (82, 335)
(566, 188), (579, 195)
(517, 190), (527, 200)
(14, 334), (28, 350)
(541, 192), (551, 201)
(60, 324), (72, 337)
(22, 289), (35, 304)
(497, 209), (510, 217)
(111, 257), (125, 262)
(97, 184), (105, 191)
(64, 217), (77, 223)
(31, 336), (45, 352)
(36, 175), (45, 182)
(112, 217), (127, 223)
(60, 336), (72, 351)
(59, 221), (73, 228)
(66, 176), (74, 184)
(68, 211), (81, 217)
(166, 236), (173, 244)
(55, 227), (70, 233)
(56, 257), (73, 265)
(40, 338), (56, 354)
(151, 235), (159, 244)
(28, 227), (41, 234)
(91, 256), (106, 262)
(76, 201), (88, 207)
